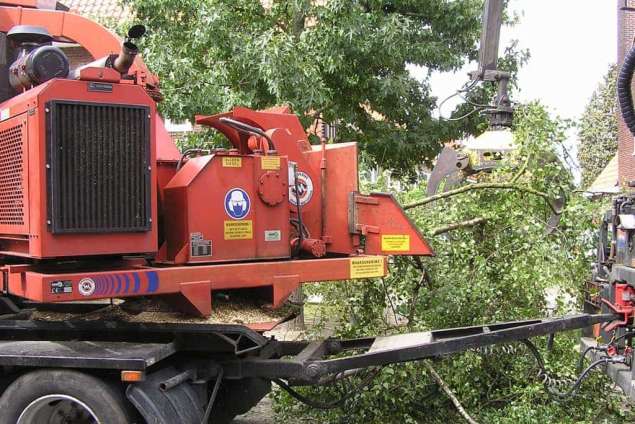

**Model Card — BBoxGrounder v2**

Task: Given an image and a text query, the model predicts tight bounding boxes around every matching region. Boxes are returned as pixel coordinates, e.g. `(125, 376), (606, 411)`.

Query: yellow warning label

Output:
(224, 220), (253, 240)
(350, 257), (385, 279)
(222, 157), (242, 168)
(261, 156), (281, 170)
(381, 235), (410, 252)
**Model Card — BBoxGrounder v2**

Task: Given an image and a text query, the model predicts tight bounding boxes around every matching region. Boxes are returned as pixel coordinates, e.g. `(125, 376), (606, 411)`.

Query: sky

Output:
(409, 1), (617, 178)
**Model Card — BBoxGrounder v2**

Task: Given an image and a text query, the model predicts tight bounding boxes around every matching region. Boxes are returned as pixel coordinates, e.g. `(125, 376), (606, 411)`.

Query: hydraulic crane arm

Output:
(476, 0), (504, 75)
(469, 0), (513, 129)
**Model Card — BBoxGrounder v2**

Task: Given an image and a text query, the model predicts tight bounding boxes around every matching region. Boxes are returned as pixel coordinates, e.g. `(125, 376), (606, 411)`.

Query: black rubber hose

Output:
(618, 44), (635, 137)
(292, 164), (304, 258)
(522, 339), (626, 399)
(273, 367), (382, 410)
(218, 117), (276, 151)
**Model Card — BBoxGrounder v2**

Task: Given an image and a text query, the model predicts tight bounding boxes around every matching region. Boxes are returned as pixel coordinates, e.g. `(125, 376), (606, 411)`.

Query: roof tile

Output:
(61, 0), (128, 21)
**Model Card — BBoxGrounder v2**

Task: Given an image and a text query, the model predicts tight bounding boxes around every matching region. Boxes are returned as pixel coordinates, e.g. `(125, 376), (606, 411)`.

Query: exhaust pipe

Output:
(112, 40), (138, 74)
(72, 41), (138, 78)
(72, 25), (145, 78)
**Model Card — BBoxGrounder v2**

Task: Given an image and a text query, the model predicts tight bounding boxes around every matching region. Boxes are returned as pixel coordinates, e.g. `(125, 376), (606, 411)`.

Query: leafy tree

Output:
(272, 103), (631, 423)
(578, 64), (618, 188)
(125, 0), (514, 174)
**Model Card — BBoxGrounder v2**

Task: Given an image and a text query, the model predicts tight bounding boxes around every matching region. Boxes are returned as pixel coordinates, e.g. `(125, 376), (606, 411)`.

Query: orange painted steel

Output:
(5, 256), (388, 316)
(0, 79), (158, 258)
(0, 5), (155, 85)
(162, 153), (291, 264)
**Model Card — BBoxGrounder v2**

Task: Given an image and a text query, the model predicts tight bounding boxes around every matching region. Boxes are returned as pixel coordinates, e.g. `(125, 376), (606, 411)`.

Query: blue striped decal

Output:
(86, 272), (160, 296)
(115, 275), (122, 294)
(132, 273), (141, 293)
(123, 274), (130, 294)
(99, 277), (106, 295)
(107, 275), (114, 295)
(147, 271), (159, 293)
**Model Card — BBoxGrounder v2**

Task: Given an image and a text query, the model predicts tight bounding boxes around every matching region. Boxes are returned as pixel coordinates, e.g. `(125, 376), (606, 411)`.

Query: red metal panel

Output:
(5, 256), (387, 315)
(163, 154), (290, 264)
(353, 193), (433, 256)
(315, 142), (358, 254)
(0, 79), (159, 258)
(196, 108), (323, 242)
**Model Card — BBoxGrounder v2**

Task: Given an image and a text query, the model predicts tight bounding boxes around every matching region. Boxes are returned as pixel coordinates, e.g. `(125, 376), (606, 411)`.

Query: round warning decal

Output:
(78, 278), (96, 297)
(224, 188), (251, 220)
(289, 171), (314, 206)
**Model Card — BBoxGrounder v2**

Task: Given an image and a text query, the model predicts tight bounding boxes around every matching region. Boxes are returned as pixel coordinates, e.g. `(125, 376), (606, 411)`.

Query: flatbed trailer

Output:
(0, 304), (615, 424)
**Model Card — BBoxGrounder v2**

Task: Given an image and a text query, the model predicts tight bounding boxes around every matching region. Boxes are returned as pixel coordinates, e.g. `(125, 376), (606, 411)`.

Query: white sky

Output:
(409, 1), (617, 179)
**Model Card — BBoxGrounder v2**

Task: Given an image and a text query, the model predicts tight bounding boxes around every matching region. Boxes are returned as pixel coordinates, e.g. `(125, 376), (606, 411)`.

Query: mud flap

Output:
(126, 367), (205, 424)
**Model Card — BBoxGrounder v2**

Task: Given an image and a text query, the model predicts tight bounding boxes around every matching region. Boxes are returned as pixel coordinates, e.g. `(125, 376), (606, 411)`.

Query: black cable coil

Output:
(618, 44), (635, 137)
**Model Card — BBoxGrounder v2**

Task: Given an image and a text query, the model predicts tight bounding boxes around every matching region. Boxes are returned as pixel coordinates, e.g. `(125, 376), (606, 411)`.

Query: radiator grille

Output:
(0, 123), (24, 226)
(47, 101), (151, 234)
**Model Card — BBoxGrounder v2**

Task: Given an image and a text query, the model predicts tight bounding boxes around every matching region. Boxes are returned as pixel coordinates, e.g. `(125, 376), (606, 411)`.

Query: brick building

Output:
(619, 0), (635, 185)
(59, 0), (127, 69)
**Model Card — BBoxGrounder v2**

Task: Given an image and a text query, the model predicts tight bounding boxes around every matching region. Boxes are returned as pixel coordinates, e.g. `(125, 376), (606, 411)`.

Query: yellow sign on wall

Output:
(222, 157), (242, 168)
(350, 257), (385, 279)
(261, 156), (281, 170)
(224, 220), (253, 240)
(381, 235), (410, 252)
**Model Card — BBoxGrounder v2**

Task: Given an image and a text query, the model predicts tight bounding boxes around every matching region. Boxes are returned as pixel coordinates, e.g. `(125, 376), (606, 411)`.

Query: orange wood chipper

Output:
(0, 0), (432, 317)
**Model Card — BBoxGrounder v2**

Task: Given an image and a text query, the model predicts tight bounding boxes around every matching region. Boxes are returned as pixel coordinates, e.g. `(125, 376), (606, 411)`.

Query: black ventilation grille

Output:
(47, 101), (151, 234)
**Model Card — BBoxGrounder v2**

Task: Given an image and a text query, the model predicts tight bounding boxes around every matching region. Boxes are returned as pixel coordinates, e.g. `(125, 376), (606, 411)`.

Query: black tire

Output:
(0, 369), (135, 424)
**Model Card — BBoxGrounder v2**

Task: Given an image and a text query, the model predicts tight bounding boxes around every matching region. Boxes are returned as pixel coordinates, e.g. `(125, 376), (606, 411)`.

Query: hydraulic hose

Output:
(618, 44), (635, 137)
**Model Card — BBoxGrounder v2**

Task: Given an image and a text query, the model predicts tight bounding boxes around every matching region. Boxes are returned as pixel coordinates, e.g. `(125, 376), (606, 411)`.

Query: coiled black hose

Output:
(618, 44), (635, 137)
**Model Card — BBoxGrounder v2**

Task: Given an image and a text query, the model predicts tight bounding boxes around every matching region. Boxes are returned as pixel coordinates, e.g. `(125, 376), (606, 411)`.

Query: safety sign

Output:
(225, 188), (251, 220)
(289, 170), (314, 206)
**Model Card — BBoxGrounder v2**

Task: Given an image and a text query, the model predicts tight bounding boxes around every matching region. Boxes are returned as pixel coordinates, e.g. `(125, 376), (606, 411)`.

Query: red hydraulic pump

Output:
(0, 1), (432, 316)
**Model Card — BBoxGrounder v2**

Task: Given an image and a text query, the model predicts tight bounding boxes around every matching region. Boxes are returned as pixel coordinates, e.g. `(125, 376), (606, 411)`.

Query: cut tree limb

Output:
(431, 217), (488, 236)
(404, 183), (557, 213)
(423, 360), (480, 424)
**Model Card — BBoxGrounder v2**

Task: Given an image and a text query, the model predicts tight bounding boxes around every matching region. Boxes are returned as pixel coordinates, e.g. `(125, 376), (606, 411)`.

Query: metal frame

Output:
(223, 314), (616, 383)
(0, 314), (614, 380)
(4, 256), (388, 317)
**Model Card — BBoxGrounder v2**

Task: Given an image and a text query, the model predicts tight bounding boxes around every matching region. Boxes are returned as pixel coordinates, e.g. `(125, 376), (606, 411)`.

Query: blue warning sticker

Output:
(224, 188), (251, 220)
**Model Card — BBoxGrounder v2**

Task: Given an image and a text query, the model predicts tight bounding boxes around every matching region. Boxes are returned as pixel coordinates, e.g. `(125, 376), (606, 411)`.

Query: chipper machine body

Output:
(0, 1), (433, 317)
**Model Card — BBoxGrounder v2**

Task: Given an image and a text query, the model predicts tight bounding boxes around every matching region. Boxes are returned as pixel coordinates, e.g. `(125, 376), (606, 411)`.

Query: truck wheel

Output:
(0, 369), (134, 424)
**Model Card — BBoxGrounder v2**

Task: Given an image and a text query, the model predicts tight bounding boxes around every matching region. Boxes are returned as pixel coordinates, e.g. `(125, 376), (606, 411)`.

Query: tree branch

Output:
(423, 361), (480, 424)
(407, 257), (429, 325)
(510, 154), (530, 184)
(404, 183), (557, 213)
(430, 217), (487, 236)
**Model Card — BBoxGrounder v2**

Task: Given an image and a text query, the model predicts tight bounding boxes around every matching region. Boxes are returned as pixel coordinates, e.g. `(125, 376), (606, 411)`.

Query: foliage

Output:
(272, 103), (632, 423)
(578, 64), (618, 189)
(124, 0), (529, 175)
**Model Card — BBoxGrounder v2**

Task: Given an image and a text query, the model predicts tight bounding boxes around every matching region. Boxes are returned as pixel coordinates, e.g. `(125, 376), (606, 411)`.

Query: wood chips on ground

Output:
(31, 297), (299, 326)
